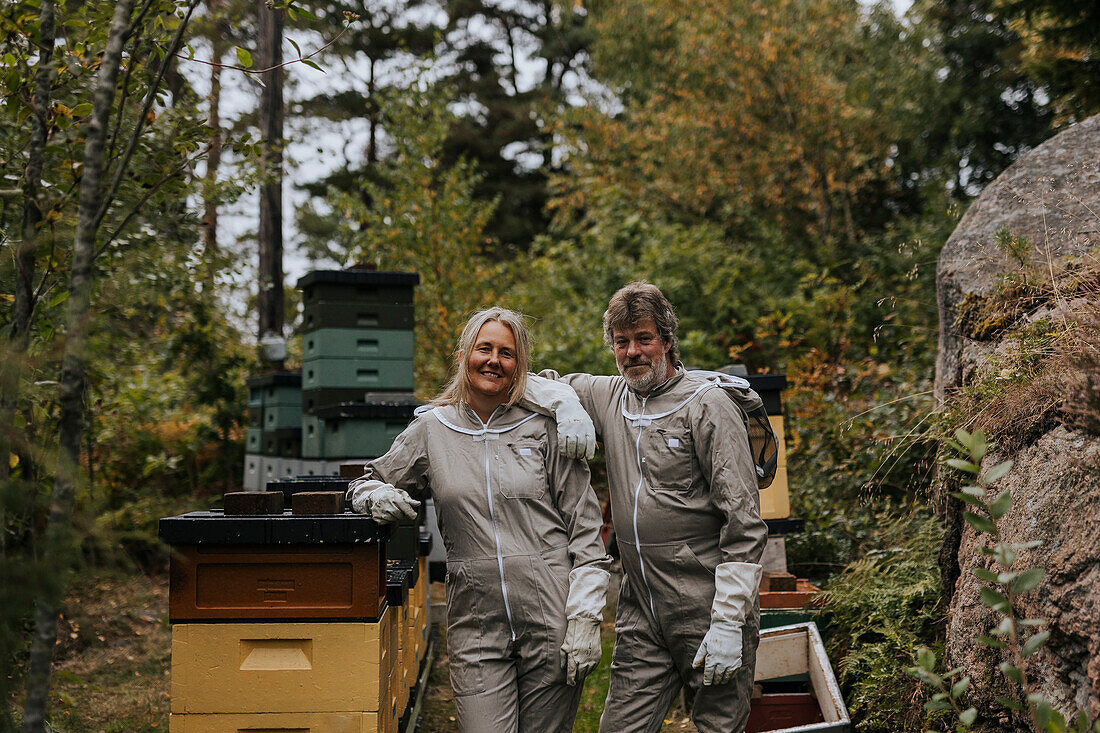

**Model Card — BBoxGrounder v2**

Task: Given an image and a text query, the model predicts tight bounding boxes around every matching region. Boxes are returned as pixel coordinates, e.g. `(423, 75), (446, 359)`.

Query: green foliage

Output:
(317, 76), (501, 395)
(817, 513), (945, 732)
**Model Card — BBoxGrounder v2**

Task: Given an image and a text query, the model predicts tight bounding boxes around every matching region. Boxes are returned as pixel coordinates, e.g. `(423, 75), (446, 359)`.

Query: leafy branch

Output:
(177, 6), (360, 76)
(909, 429), (1100, 733)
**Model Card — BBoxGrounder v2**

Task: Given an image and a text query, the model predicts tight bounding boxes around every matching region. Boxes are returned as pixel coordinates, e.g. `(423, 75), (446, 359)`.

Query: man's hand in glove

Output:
(556, 401), (596, 461)
(691, 619), (743, 685)
(520, 374), (596, 460)
(692, 560), (761, 685)
(559, 617), (602, 685)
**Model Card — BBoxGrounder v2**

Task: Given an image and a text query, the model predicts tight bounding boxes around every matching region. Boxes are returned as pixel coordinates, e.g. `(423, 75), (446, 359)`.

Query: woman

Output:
(347, 307), (611, 732)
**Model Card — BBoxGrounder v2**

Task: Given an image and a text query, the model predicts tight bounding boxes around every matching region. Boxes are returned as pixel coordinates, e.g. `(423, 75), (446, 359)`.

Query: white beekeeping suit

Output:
(527, 367), (767, 733)
(348, 402), (610, 732)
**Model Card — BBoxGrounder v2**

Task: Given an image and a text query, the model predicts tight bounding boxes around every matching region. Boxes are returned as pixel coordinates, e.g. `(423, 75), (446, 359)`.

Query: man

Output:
(525, 281), (768, 732)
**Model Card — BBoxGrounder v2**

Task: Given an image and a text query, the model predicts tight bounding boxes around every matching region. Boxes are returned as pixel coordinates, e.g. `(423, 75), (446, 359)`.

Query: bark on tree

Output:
(0, 0), (55, 514)
(202, 0), (226, 290)
(257, 1), (285, 351)
(21, 2), (132, 730)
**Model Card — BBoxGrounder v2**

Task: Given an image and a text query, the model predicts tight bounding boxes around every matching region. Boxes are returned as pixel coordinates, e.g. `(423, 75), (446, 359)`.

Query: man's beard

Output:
(620, 359), (668, 394)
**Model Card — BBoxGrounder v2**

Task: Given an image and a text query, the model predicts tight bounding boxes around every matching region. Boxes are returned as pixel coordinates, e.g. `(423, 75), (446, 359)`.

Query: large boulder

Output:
(935, 115), (1100, 403)
(935, 116), (1100, 723)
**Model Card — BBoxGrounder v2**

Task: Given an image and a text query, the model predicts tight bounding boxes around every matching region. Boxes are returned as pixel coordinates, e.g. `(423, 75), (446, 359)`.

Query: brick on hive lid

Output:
(291, 490), (346, 515)
(223, 491), (284, 516)
(340, 461), (369, 479)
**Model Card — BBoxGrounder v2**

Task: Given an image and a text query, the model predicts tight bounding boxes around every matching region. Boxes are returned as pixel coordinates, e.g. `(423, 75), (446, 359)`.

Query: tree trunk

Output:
(21, 2), (134, 730)
(202, 0), (225, 291)
(1, 0), (55, 523)
(257, 1), (284, 348)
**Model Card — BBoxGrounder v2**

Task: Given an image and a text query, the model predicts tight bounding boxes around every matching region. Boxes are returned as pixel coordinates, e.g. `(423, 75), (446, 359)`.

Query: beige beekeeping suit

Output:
(538, 367), (768, 733)
(348, 403), (611, 733)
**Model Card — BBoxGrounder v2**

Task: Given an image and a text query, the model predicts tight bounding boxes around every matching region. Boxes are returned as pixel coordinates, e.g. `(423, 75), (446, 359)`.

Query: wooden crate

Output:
(170, 617), (389, 714)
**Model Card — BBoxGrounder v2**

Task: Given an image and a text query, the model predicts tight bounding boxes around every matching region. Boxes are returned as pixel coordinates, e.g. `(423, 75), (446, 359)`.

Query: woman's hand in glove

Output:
(559, 617), (602, 685)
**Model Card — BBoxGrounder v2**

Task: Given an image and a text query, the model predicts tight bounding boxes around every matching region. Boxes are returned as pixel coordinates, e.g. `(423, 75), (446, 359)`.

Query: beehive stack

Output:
(297, 268), (419, 475)
(160, 503), (393, 732)
(243, 372), (303, 489)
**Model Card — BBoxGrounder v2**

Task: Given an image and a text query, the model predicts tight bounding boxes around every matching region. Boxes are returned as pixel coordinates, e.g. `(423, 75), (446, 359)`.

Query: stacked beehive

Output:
(298, 269), (419, 474)
(160, 504), (394, 732)
(243, 372), (303, 489)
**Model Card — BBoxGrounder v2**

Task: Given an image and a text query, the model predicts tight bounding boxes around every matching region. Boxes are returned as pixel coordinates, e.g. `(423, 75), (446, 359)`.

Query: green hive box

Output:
(303, 328), (414, 362)
(320, 417), (411, 459)
(262, 402), (302, 430)
(297, 269), (419, 305)
(302, 357), (415, 391)
(302, 415), (322, 458)
(302, 301), (415, 331)
(245, 428), (263, 454)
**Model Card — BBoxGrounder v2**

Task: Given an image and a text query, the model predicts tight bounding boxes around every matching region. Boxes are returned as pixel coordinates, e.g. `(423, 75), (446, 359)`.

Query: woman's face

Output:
(466, 320), (518, 400)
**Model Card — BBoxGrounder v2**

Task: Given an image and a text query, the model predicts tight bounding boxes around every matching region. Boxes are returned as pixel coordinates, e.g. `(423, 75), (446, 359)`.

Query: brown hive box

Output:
(160, 511), (388, 622)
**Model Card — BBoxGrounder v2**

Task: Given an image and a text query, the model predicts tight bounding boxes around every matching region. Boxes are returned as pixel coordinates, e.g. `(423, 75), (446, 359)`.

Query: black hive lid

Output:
(246, 371), (303, 389)
(158, 510), (387, 545)
(296, 270), (420, 289)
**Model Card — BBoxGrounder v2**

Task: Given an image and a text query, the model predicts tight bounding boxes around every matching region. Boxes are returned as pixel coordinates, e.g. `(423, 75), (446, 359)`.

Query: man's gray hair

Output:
(433, 307), (531, 409)
(603, 281), (680, 364)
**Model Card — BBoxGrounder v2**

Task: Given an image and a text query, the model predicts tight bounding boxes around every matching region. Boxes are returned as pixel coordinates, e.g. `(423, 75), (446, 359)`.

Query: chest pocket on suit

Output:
(642, 427), (695, 491)
(499, 439), (547, 499)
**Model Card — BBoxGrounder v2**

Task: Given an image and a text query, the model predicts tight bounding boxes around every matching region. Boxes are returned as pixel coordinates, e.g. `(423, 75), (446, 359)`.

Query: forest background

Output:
(0, 0), (1097, 729)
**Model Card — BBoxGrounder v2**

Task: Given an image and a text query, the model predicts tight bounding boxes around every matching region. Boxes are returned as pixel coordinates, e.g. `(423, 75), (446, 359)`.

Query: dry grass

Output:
(945, 260), (1100, 452)
(7, 570), (171, 732)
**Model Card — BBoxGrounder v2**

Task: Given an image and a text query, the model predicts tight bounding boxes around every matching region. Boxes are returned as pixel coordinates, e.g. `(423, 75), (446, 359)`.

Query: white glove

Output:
(560, 617), (602, 685)
(519, 374), (596, 460)
(558, 565), (610, 684)
(347, 478), (420, 523)
(692, 618), (743, 685)
(692, 561), (762, 685)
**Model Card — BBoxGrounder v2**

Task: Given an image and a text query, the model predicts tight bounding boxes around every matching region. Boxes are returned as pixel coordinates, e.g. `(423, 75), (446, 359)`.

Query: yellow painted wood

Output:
(387, 606), (401, 724)
(169, 711), (380, 733)
(171, 613), (388, 715)
(759, 416), (791, 520)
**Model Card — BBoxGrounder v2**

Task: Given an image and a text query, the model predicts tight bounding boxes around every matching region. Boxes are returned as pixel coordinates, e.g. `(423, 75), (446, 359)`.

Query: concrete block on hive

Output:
(223, 491), (284, 516)
(170, 618), (388, 715)
(341, 461), (368, 479)
(292, 491), (346, 515)
(761, 571), (799, 592)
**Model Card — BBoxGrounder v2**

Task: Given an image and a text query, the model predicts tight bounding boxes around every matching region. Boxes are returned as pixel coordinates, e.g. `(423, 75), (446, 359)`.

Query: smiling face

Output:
(465, 320), (518, 402)
(612, 318), (673, 394)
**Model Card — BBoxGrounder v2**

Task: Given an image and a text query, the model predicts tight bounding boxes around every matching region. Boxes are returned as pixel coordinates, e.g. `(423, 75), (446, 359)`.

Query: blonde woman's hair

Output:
(432, 307), (531, 410)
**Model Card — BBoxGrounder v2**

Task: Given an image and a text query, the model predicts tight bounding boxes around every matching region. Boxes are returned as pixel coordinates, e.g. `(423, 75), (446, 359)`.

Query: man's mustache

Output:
(623, 358), (651, 367)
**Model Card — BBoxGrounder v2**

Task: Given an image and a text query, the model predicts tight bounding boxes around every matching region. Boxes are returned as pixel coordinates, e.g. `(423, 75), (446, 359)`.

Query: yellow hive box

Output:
(759, 415), (790, 520)
(170, 711), (382, 733)
(171, 612), (389, 715)
(387, 605), (401, 727)
(395, 603), (410, 714)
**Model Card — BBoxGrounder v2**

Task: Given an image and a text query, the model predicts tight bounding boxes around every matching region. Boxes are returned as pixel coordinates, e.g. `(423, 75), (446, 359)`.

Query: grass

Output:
(7, 568), (171, 732)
